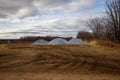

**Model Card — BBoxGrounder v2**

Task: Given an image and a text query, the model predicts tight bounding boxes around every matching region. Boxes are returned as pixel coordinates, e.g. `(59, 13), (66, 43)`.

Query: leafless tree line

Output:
(77, 0), (120, 43)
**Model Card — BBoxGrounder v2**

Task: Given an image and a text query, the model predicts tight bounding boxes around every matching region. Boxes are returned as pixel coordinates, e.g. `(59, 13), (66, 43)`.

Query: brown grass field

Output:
(0, 43), (120, 80)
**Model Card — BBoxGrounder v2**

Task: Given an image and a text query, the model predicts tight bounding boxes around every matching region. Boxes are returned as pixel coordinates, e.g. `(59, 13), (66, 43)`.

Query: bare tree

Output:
(86, 18), (105, 39)
(77, 31), (93, 41)
(106, 0), (120, 42)
(79, 0), (120, 42)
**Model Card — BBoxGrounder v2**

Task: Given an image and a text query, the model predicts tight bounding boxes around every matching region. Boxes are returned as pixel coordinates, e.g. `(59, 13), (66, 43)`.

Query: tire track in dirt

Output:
(0, 46), (120, 74)
(31, 47), (120, 73)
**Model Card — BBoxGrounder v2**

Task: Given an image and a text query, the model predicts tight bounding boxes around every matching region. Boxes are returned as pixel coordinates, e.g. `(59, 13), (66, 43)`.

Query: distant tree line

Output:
(0, 36), (72, 44)
(20, 36), (72, 41)
(77, 0), (120, 43)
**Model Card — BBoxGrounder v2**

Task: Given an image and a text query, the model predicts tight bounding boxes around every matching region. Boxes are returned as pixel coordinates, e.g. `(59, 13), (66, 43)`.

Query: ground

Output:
(0, 43), (120, 80)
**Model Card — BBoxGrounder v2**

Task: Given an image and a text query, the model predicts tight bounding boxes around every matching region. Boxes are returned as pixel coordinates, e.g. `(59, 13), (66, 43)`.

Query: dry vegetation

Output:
(0, 43), (120, 80)
(86, 40), (120, 47)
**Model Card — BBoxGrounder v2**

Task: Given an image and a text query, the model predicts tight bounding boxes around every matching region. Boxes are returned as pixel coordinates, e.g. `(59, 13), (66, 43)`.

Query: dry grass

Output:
(87, 40), (120, 47)
(0, 44), (20, 61)
(0, 43), (120, 80)
(0, 72), (120, 80)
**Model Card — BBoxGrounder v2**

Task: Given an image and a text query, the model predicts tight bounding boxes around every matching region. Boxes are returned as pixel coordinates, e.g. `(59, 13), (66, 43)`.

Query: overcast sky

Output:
(0, 0), (106, 39)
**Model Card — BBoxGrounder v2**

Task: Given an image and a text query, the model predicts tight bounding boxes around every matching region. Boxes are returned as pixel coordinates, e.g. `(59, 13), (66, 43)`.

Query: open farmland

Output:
(0, 43), (120, 80)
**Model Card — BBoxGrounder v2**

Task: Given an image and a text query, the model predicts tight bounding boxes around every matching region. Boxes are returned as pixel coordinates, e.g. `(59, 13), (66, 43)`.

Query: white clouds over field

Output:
(0, 0), (105, 39)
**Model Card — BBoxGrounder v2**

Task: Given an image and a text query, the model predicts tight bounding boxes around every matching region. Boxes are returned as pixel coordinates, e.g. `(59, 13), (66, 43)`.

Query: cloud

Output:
(33, 0), (94, 13)
(0, 0), (105, 39)
(0, 0), (94, 19)
(0, 7), (104, 38)
(0, 0), (38, 19)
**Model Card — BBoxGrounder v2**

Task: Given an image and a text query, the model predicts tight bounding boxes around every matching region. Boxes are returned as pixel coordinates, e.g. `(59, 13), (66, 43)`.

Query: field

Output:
(0, 43), (120, 80)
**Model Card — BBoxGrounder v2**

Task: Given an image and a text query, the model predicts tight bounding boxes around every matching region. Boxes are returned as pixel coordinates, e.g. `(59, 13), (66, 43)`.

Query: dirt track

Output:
(0, 45), (120, 80)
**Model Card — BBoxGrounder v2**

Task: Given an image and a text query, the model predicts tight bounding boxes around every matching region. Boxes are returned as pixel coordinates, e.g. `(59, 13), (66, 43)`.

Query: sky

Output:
(0, 0), (106, 39)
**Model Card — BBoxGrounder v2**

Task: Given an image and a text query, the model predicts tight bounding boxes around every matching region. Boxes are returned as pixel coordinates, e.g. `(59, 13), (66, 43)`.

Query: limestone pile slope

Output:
(32, 39), (48, 45)
(67, 38), (86, 45)
(48, 38), (67, 45)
